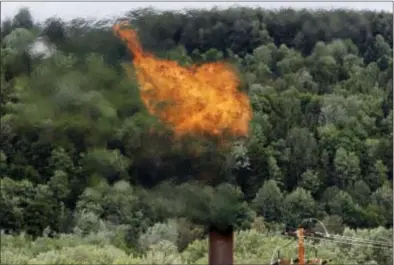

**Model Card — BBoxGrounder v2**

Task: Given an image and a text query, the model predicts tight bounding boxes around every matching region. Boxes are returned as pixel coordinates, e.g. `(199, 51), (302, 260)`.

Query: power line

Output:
(281, 234), (393, 249)
(294, 218), (393, 248)
(329, 234), (392, 246)
(272, 219), (392, 265)
(304, 236), (393, 250)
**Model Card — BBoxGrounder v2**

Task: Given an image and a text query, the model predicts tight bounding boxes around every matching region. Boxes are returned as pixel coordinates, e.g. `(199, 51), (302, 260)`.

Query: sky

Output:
(1, 1), (393, 22)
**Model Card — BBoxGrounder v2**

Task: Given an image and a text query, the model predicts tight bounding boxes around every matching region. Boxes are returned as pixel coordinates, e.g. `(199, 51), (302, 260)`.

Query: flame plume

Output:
(114, 21), (252, 138)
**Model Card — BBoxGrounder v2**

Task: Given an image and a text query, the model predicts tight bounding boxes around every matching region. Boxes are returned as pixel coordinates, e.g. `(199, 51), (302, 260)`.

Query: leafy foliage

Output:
(0, 6), (392, 263)
(1, 226), (392, 265)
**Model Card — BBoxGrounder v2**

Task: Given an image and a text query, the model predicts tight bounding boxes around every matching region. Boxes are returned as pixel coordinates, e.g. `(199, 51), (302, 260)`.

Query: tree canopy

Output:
(0, 6), (392, 263)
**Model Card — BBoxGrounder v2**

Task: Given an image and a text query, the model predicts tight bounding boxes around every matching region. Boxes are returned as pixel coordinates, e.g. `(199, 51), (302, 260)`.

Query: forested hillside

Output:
(0, 6), (393, 264)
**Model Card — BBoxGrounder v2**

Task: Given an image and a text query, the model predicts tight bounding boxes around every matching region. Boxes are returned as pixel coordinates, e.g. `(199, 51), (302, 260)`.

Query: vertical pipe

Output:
(209, 227), (234, 265)
(298, 228), (305, 265)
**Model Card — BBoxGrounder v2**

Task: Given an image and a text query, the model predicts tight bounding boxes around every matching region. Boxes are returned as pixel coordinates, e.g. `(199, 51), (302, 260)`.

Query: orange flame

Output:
(114, 21), (252, 138)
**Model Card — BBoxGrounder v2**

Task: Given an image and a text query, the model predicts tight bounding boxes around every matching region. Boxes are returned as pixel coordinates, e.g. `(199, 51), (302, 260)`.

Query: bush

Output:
(138, 219), (178, 251)
(0, 226), (392, 265)
(176, 182), (255, 232)
(27, 244), (128, 264)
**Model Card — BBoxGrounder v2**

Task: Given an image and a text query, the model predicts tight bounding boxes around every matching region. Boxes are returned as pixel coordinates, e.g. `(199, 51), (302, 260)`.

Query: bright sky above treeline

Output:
(1, 1), (393, 22)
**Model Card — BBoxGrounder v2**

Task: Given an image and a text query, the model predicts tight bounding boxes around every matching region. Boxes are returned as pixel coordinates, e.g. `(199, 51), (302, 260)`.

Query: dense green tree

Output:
(334, 147), (361, 189)
(283, 187), (316, 228)
(371, 183), (393, 227)
(327, 190), (367, 228)
(0, 6), (392, 246)
(299, 169), (321, 195)
(42, 17), (66, 46)
(365, 159), (389, 191)
(12, 8), (34, 30)
(252, 179), (283, 222)
(285, 127), (318, 188)
(348, 180), (371, 207)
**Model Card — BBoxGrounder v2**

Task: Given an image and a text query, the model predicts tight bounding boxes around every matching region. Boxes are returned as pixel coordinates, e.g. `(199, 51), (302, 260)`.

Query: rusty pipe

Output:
(209, 227), (234, 265)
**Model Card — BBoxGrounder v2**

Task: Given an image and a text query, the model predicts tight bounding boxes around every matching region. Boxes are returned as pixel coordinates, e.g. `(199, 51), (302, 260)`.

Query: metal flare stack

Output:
(209, 227), (234, 265)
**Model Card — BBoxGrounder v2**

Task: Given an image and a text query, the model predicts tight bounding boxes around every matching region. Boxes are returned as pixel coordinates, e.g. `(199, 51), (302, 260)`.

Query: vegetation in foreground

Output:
(1, 225), (392, 264)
